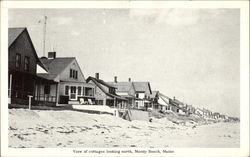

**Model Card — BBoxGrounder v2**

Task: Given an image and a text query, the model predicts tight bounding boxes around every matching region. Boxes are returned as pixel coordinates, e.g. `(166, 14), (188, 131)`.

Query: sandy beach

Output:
(8, 109), (240, 148)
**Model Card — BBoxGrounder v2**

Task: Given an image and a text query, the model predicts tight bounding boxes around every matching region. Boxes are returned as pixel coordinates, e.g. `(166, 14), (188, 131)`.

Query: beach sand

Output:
(8, 109), (240, 148)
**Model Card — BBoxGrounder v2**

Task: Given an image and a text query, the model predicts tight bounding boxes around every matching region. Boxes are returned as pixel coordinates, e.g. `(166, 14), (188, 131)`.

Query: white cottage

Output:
(36, 52), (95, 105)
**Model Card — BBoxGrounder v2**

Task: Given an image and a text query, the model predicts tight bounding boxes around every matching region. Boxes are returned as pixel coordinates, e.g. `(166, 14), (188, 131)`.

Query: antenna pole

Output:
(43, 15), (47, 57)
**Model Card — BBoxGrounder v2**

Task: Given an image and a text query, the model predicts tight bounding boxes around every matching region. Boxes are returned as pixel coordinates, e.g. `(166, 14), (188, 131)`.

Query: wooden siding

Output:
(59, 59), (85, 82)
(8, 30), (37, 74)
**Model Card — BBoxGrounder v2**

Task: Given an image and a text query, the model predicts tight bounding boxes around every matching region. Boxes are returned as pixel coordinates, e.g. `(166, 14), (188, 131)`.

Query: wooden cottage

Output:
(212, 112), (220, 119)
(157, 93), (172, 111)
(86, 74), (128, 108)
(195, 108), (204, 117)
(108, 77), (153, 110)
(149, 91), (160, 110)
(37, 52), (95, 105)
(202, 108), (213, 119)
(8, 28), (47, 105)
(108, 77), (138, 108)
(186, 104), (196, 115)
(169, 97), (187, 114)
(133, 82), (152, 110)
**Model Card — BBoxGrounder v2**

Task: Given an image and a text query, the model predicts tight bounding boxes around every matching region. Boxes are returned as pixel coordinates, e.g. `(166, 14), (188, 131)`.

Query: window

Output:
(44, 85), (50, 94)
(65, 86), (69, 95)
(77, 86), (81, 95)
(70, 69), (73, 78)
(69, 69), (78, 79)
(136, 93), (139, 98)
(85, 87), (93, 96)
(24, 56), (30, 71)
(15, 53), (21, 68)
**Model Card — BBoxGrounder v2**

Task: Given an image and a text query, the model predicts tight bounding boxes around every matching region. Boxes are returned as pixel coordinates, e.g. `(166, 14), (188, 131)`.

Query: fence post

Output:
(28, 95), (33, 110)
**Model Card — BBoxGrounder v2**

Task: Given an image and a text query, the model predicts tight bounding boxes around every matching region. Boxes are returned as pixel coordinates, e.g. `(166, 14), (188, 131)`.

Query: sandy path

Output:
(8, 109), (240, 148)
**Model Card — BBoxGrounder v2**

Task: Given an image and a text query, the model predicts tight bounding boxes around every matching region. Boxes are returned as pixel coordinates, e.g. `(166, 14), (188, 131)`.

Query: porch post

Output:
(9, 74), (12, 103)
(56, 83), (59, 105)
(82, 87), (85, 96)
(38, 84), (41, 101)
(103, 98), (106, 106)
(33, 79), (36, 102)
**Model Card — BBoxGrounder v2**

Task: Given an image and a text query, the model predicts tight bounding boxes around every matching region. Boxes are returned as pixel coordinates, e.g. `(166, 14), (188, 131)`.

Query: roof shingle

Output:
(133, 82), (152, 94)
(39, 57), (75, 80)
(8, 28), (26, 47)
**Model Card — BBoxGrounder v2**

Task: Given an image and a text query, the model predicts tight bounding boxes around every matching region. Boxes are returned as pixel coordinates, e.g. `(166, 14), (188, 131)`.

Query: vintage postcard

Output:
(1, 1), (249, 157)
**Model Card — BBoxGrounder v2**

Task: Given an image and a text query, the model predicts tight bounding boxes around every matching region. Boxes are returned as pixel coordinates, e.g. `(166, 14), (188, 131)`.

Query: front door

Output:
(70, 86), (77, 100)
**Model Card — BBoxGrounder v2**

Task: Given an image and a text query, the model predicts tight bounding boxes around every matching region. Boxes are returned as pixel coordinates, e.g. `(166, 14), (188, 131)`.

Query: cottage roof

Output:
(213, 112), (220, 116)
(38, 57), (75, 80)
(171, 98), (185, 106)
(150, 91), (159, 98)
(108, 82), (135, 93)
(8, 28), (26, 47)
(203, 108), (212, 113)
(86, 77), (127, 100)
(133, 82), (152, 94)
(8, 27), (47, 71)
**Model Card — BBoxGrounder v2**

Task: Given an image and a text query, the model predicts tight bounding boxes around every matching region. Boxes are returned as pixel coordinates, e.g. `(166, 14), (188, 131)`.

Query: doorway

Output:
(70, 86), (77, 100)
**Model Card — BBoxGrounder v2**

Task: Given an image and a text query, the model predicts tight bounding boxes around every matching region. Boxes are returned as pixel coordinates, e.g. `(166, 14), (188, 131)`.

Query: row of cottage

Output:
(8, 27), (156, 110)
(8, 27), (236, 121)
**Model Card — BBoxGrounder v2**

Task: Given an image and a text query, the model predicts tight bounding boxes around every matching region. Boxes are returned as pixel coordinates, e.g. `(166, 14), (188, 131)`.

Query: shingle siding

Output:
(8, 30), (37, 74)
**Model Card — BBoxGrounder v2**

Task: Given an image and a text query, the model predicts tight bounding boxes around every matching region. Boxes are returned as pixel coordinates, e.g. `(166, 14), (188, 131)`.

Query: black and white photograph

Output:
(1, 1), (249, 157)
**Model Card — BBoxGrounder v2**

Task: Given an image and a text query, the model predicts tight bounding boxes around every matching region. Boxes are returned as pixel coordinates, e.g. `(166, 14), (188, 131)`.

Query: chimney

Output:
(114, 76), (117, 83)
(48, 52), (56, 59)
(95, 73), (99, 79)
(128, 78), (131, 82)
(173, 96), (175, 100)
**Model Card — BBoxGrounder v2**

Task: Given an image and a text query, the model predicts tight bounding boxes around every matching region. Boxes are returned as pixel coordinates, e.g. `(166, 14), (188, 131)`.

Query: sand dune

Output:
(8, 109), (240, 148)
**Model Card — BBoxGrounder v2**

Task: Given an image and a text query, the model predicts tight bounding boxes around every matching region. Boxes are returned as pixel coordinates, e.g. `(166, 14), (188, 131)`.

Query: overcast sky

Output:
(9, 9), (240, 117)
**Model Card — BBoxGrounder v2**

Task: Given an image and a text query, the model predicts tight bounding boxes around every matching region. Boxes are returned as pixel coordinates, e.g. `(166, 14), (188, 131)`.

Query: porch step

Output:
(68, 100), (80, 105)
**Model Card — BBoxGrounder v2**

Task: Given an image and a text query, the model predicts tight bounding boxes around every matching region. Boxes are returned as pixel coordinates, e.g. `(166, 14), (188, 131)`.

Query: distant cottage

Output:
(86, 74), (127, 108)
(108, 77), (152, 110)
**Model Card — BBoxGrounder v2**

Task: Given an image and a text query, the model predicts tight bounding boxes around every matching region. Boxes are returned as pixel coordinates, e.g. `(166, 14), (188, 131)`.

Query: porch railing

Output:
(8, 89), (32, 100)
(35, 94), (56, 102)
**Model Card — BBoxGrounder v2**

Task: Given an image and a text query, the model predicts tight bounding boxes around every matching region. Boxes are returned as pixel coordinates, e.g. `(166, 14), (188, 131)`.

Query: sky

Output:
(9, 9), (240, 117)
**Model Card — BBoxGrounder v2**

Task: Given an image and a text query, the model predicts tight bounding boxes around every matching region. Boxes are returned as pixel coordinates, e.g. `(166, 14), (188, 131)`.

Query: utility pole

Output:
(43, 15), (47, 57)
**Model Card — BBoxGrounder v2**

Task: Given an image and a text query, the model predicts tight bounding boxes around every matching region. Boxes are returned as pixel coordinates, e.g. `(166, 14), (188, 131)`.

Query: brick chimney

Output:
(95, 73), (99, 79)
(114, 76), (117, 83)
(128, 78), (131, 82)
(173, 96), (175, 100)
(48, 52), (56, 59)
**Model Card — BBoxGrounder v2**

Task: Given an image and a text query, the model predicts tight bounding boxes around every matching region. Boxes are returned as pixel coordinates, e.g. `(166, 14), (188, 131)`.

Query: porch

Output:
(58, 81), (95, 104)
(8, 70), (36, 105)
(34, 76), (58, 105)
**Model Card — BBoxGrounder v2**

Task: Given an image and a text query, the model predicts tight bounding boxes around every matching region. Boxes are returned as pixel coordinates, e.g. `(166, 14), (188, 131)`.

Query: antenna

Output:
(43, 15), (47, 57)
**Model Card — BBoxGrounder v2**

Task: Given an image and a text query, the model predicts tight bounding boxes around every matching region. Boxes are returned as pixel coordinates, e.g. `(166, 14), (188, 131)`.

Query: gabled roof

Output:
(86, 77), (127, 100)
(8, 28), (26, 47)
(133, 82), (152, 94)
(108, 82), (136, 94)
(150, 91), (159, 98)
(170, 98), (185, 106)
(213, 112), (220, 116)
(203, 108), (212, 113)
(8, 27), (47, 71)
(38, 57), (75, 81)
